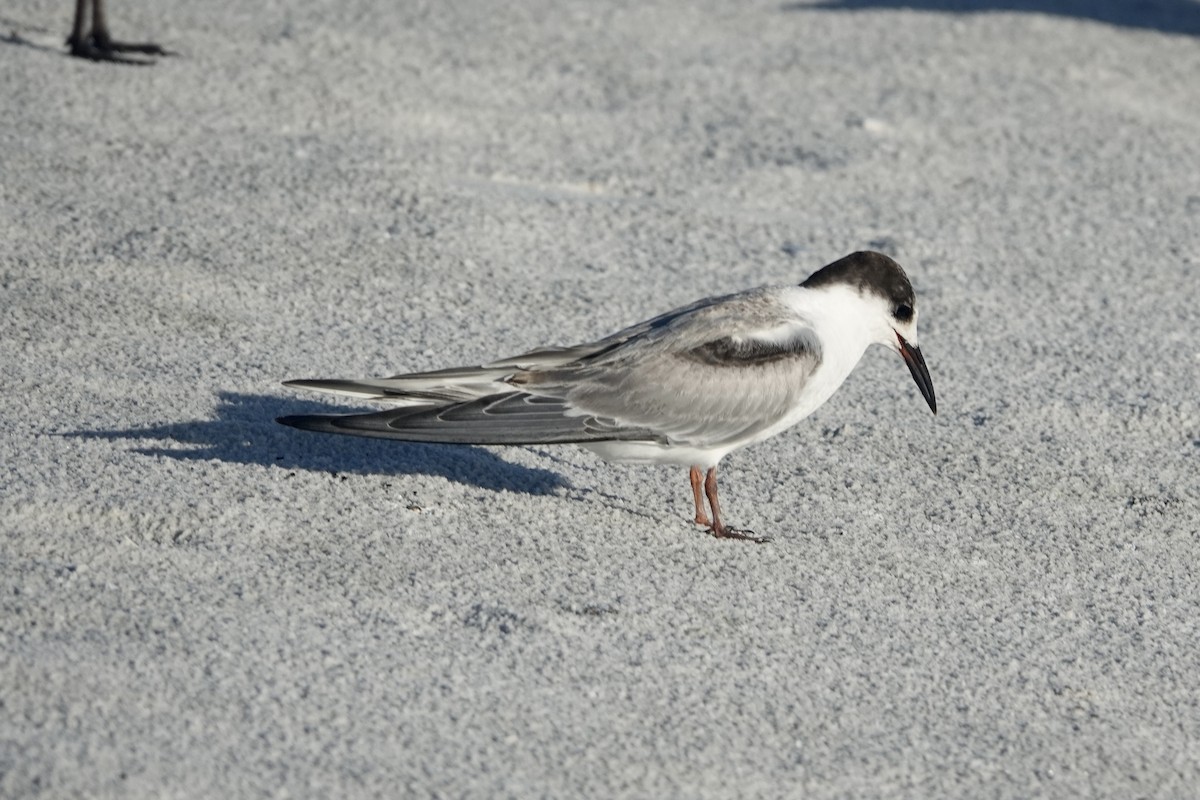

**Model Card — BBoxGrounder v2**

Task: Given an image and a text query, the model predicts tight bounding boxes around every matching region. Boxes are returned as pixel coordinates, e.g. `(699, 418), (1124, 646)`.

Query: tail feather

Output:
(282, 344), (605, 404)
(277, 344), (639, 441)
(282, 376), (503, 405)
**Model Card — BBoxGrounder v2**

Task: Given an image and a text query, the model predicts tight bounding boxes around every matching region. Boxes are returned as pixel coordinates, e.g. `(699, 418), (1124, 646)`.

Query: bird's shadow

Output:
(0, 22), (63, 57)
(68, 391), (572, 496)
(783, 0), (1200, 37)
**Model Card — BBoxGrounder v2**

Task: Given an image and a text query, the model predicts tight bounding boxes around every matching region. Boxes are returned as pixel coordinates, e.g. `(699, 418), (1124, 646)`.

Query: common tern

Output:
(278, 250), (936, 542)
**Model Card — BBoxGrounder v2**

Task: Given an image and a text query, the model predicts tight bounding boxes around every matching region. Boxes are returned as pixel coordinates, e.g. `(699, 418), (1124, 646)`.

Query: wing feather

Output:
(277, 393), (664, 445)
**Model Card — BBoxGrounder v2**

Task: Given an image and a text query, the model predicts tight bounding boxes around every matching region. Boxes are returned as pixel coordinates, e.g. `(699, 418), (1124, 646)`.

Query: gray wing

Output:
(277, 392), (665, 445)
(515, 287), (825, 448)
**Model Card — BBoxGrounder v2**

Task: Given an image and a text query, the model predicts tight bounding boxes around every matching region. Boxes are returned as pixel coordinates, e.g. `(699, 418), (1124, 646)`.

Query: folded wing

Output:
(278, 392), (664, 445)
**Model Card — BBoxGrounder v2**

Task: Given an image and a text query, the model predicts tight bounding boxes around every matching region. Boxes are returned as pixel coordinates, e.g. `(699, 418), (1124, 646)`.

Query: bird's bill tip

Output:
(897, 335), (936, 415)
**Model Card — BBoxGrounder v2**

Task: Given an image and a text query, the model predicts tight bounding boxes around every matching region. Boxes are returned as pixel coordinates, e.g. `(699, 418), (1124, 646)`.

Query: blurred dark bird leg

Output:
(67, 0), (173, 63)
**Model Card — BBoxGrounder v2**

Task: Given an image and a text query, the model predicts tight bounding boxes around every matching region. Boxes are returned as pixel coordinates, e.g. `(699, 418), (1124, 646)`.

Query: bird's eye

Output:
(894, 304), (913, 322)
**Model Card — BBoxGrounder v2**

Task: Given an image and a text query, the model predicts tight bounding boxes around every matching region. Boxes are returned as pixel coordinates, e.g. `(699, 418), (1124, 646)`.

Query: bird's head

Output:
(802, 251), (937, 414)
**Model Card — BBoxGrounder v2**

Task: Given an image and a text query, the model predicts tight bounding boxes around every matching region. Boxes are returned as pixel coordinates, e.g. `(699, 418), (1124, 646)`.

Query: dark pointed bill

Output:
(897, 334), (936, 414)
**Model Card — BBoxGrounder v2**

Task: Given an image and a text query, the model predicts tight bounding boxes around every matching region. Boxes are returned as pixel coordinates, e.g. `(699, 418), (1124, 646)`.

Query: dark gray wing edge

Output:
(277, 392), (665, 446)
(683, 330), (821, 368)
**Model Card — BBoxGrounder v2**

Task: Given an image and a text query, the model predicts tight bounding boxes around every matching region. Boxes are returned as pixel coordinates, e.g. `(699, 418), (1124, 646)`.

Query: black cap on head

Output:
(801, 251), (916, 311)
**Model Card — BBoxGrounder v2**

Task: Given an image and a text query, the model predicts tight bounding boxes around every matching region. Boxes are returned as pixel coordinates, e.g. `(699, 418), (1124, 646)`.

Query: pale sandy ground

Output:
(3, 0), (1200, 797)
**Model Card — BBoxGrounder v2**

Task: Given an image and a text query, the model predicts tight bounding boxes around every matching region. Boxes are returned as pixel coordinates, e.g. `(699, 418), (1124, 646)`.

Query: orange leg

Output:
(689, 466), (711, 526)
(695, 466), (771, 543)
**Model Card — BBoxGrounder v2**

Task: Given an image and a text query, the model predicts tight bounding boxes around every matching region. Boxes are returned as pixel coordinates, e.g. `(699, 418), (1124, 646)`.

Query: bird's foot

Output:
(67, 34), (173, 64)
(710, 525), (772, 544)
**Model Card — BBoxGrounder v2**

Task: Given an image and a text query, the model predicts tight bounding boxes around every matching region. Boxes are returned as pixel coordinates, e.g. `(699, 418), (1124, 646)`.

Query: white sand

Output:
(3, 0), (1200, 796)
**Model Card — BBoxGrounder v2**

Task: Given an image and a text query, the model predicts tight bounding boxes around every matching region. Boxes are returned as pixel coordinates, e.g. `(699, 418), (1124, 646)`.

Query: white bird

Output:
(278, 251), (936, 542)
